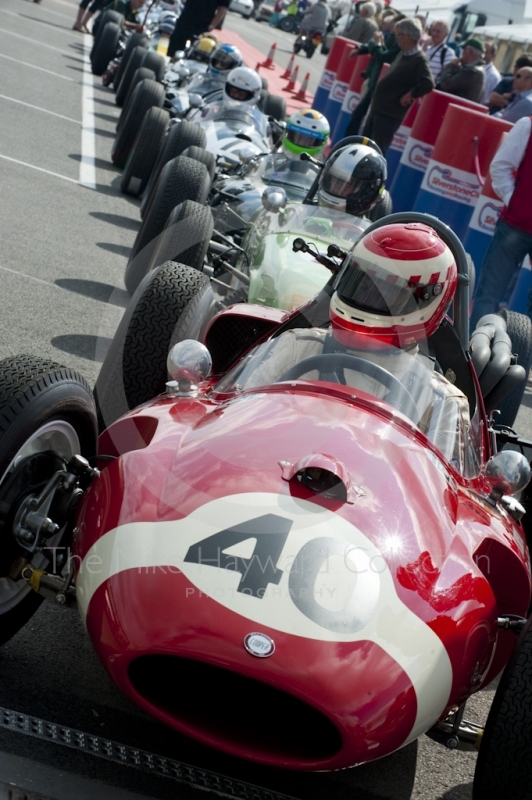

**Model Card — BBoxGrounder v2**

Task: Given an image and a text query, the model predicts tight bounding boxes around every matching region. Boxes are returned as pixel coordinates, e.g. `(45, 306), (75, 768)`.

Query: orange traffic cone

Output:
(281, 53), (295, 79)
(285, 63), (299, 92)
(258, 42), (277, 70)
(294, 71), (310, 101)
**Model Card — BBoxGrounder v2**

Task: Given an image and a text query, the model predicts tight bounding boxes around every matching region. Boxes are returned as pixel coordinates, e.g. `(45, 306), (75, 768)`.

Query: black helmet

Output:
(318, 143), (387, 216)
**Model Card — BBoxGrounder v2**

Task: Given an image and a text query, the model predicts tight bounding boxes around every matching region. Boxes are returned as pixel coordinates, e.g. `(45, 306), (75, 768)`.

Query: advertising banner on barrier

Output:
(420, 161), (481, 207)
(468, 196), (504, 235)
(329, 79), (348, 104)
(340, 90), (361, 114)
(399, 138), (433, 173)
(319, 69), (336, 91)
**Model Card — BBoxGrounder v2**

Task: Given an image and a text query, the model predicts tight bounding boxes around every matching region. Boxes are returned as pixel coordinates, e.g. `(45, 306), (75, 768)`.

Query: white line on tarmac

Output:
(80, 33), (96, 189)
(0, 52), (75, 80)
(0, 94), (80, 123)
(0, 7), (75, 35)
(0, 154), (81, 185)
(0, 264), (58, 289)
(0, 27), (72, 53)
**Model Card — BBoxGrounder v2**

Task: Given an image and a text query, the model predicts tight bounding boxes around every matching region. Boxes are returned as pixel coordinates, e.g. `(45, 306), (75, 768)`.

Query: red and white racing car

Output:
(1, 213), (532, 800)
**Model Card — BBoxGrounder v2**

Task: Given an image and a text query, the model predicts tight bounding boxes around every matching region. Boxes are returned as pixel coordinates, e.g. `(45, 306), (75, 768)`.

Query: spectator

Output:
(489, 55), (532, 114)
(300, 0), (330, 36)
(346, 2), (378, 44)
(494, 66), (532, 122)
(381, 10), (397, 45)
(424, 20), (454, 83)
(438, 37), (485, 102)
(344, 22), (401, 136)
(481, 41), (501, 104)
(414, 14), (429, 48)
(168, 0), (230, 58)
(470, 116), (532, 329)
(362, 17), (434, 154)
(269, 0), (286, 27)
(448, 32), (462, 58)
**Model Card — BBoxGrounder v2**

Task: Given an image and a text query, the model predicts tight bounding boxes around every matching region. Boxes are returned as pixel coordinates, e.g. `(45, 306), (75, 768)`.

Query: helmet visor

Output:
(338, 257), (445, 317)
(321, 169), (370, 200)
(211, 51), (237, 71)
(286, 125), (327, 150)
(226, 83), (255, 102)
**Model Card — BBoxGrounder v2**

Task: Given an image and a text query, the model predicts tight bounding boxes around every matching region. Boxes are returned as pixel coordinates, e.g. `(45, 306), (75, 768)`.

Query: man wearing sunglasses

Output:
(494, 67), (532, 123)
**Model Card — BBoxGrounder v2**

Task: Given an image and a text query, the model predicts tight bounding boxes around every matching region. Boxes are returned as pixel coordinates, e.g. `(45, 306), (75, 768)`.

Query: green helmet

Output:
(282, 108), (330, 159)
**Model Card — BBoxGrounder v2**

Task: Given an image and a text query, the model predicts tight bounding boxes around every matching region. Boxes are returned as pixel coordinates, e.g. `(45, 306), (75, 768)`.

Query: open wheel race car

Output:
(2, 214), (532, 800)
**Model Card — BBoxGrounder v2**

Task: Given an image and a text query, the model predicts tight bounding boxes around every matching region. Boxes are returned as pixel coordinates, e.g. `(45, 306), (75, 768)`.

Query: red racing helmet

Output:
(330, 222), (458, 348)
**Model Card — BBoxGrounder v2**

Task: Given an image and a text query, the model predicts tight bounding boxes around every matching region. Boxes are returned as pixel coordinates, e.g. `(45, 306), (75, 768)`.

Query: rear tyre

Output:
(112, 79), (165, 168)
(126, 157), (211, 293)
(147, 200), (214, 276)
(262, 93), (286, 121)
(95, 263), (214, 430)
(140, 120), (207, 219)
(91, 10), (123, 56)
(473, 617), (532, 799)
(115, 44), (148, 107)
(495, 309), (532, 428)
(91, 22), (121, 76)
(0, 356), (97, 647)
(113, 32), (149, 91)
(121, 106), (169, 197)
(140, 50), (166, 82)
(293, 44), (302, 54)
(118, 67), (156, 130)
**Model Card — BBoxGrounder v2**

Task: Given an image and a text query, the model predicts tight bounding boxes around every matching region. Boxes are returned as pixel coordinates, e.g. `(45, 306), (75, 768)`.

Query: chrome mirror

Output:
(262, 186), (287, 213)
(166, 340), (212, 397)
(483, 451), (531, 503)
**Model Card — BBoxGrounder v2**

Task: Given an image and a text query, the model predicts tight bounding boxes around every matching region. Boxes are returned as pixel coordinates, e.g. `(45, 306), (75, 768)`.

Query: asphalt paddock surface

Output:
(1, 1), (532, 798)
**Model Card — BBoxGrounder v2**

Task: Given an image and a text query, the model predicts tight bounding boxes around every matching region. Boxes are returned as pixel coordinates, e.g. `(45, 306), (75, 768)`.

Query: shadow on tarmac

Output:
(89, 211), (140, 230)
(51, 333), (112, 362)
(55, 278), (129, 307)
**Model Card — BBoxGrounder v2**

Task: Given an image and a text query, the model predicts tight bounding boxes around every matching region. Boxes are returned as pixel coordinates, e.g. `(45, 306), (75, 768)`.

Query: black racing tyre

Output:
(180, 145), (216, 181)
(279, 15), (296, 32)
(293, 44), (302, 54)
(140, 120), (207, 219)
(367, 190), (393, 222)
(91, 10), (123, 55)
(261, 77), (268, 90)
(320, 42), (329, 55)
(140, 50), (166, 82)
(121, 106), (169, 196)
(262, 93), (286, 121)
(113, 32), (149, 91)
(0, 356), (97, 647)
(305, 45), (316, 58)
(115, 44), (148, 107)
(473, 617), (532, 799)
(494, 309), (532, 427)
(148, 200), (214, 275)
(112, 79), (165, 168)
(118, 67), (156, 130)
(258, 89), (269, 112)
(126, 157), (211, 293)
(95, 262), (215, 430)
(91, 22), (121, 76)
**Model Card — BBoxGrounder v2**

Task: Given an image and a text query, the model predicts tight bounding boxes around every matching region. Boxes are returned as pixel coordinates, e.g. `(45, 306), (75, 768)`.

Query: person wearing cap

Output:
(438, 37), (485, 103)
(470, 116), (532, 329)
(493, 66), (532, 123)
(361, 17), (434, 155)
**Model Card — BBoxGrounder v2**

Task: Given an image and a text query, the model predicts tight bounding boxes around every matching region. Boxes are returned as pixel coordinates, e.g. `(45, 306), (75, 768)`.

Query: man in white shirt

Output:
(424, 19), (454, 84)
(470, 116), (532, 328)
(482, 41), (501, 105)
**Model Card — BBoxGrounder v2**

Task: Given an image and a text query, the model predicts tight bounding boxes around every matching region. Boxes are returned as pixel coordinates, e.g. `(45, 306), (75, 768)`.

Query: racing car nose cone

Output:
(244, 632), (275, 658)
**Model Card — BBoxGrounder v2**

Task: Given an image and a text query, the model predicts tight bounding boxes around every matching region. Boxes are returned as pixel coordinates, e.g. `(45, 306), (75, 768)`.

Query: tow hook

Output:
(22, 563), (76, 607)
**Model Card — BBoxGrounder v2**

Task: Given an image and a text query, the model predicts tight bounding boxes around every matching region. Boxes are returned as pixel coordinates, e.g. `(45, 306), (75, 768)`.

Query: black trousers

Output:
(167, 21), (203, 57)
(344, 90), (373, 138)
(362, 112), (400, 155)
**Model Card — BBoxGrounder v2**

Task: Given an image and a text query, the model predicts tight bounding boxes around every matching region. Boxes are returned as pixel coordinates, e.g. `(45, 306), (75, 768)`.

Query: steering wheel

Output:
(279, 354), (419, 422)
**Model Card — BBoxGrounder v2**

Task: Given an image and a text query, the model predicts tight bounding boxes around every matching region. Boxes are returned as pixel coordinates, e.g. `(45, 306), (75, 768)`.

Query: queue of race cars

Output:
(2, 4), (532, 799)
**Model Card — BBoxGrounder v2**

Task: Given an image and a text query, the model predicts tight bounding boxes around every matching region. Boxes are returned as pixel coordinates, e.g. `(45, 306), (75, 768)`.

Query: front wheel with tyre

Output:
(279, 15), (295, 32)
(118, 67), (156, 127)
(121, 106), (169, 197)
(0, 357), (97, 647)
(113, 32), (148, 91)
(112, 79), (165, 168)
(261, 93), (286, 121)
(473, 617), (532, 799)
(126, 157), (212, 293)
(91, 22), (121, 76)
(145, 199), (214, 278)
(95, 263), (215, 429)
(115, 44), (148, 106)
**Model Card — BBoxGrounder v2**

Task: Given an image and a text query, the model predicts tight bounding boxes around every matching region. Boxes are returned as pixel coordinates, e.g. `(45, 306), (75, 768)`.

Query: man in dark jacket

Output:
(438, 38), (485, 103)
(362, 17), (434, 154)
(168, 0), (231, 57)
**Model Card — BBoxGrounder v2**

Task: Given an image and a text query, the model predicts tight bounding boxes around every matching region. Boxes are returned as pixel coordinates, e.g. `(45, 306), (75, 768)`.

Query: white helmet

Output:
(224, 67), (262, 108)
